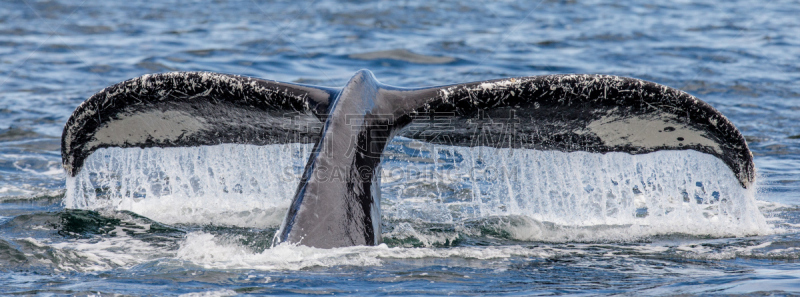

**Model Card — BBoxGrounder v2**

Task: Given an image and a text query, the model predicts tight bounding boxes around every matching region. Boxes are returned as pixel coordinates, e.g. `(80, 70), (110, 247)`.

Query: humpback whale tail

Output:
(62, 70), (754, 248)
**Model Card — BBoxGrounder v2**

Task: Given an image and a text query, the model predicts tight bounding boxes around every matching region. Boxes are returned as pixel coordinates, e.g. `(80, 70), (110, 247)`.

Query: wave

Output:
(1, 207), (792, 273)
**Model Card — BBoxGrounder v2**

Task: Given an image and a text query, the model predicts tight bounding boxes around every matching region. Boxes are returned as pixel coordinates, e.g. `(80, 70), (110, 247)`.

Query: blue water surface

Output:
(1, 0), (800, 295)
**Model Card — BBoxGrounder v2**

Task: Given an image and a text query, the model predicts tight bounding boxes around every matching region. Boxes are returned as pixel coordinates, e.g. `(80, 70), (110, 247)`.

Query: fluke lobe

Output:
(61, 70), (754, 248)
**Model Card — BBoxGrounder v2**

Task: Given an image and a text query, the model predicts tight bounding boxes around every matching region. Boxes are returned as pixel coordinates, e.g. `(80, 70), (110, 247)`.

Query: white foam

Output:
(174, 231), (792, 271)
(20, 230), (171, 272)
(176, 231), (552, 270)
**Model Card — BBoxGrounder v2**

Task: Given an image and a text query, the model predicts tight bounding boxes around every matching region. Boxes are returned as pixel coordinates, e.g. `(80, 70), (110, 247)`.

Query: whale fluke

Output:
(390, 74), (754, 187)
(62, 70), (754, 248)
(61, 72), (337, 177)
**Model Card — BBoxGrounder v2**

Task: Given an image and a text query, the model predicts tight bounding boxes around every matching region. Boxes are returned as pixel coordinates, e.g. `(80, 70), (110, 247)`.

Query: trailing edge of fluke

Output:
(61, 70), (754, 248)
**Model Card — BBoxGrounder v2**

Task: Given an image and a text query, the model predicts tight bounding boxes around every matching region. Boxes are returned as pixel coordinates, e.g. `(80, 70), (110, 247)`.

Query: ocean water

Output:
(2, 0), (800, 295)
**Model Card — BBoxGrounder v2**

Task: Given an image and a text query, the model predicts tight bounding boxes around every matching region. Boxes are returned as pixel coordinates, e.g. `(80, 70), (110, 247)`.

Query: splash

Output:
(382, 140), (770, 240)
(65, 139), (770, 239)
(65, 143), (312, 227)
(174, 231), (795, 271)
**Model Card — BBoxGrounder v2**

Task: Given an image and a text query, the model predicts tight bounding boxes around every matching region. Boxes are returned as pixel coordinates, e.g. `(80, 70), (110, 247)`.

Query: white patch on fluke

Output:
(88, 110), (208, 149)
(581, 115), (722, 154)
